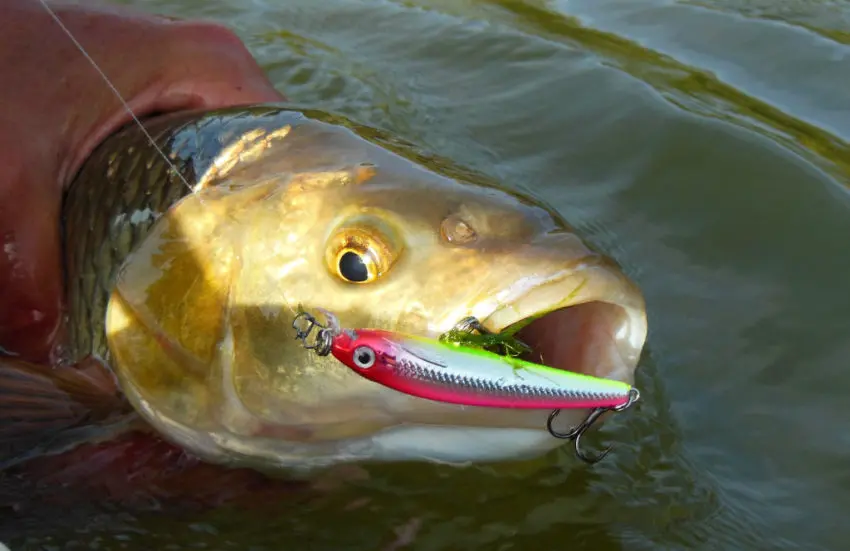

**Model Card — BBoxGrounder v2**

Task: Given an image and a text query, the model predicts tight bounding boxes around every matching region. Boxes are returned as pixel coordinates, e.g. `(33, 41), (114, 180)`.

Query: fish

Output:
(1, 104), (648, 506)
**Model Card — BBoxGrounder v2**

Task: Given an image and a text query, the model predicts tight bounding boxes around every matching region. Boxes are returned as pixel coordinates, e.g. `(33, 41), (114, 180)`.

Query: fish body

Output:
(2, 104), (648, 504)
(330, 328), (636, 410)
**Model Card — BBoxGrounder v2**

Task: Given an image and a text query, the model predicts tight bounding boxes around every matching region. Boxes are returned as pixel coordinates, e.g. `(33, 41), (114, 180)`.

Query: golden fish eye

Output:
(335, 247), (378, 283)
(326, 218), (402, 284)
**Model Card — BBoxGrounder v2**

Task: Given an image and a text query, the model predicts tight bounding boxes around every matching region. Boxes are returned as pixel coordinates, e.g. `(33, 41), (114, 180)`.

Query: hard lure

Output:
(292, 311), (640, 463)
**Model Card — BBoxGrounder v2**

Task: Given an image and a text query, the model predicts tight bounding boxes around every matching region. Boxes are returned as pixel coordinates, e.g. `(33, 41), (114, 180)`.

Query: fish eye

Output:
(353, 346), (376, 369)
(336, 249), (376, 283)
(326, 221), (402, 284)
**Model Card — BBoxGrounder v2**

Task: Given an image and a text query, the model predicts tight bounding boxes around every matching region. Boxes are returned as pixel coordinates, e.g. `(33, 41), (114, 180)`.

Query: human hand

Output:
(0, 0), (285, 363)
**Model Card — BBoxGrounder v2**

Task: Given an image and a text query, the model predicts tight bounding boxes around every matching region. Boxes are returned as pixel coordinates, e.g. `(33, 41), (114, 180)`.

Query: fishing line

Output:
(36, 2), (536, 356)
(37, 0), (197, 197)
(34, 1), (564, 343)
(36, 1), (483, 330)
(37, 0), (306, 323)
(39, 0), (486, 337)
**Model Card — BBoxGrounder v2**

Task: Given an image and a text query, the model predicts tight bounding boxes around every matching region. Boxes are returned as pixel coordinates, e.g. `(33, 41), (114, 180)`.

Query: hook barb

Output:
(546, 387), (640, 464)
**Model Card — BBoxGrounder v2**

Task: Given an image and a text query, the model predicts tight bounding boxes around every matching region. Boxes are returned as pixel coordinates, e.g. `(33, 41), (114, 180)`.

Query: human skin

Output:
(0, 0), (286, 363)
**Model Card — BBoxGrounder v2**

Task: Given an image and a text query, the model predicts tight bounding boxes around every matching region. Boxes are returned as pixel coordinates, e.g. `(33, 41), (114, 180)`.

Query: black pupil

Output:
(357, 351), (372, 365)
(339, 251), (369, 282)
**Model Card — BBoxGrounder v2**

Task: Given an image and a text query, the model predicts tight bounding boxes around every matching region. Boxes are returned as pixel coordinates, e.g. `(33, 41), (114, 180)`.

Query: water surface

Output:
(12, 0), (850, 549)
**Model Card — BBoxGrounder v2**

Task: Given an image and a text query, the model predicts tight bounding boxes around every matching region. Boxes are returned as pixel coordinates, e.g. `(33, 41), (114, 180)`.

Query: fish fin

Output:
(12, 430), (311, 512)
(0, 355), (133, 467)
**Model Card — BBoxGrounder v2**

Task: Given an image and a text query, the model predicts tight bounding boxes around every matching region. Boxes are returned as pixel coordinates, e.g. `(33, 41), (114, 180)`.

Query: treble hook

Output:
(452, 316), (488, 335)
(450, 316), (532, 356)
(292, 311), (334, 356)
(546, 387), (641, 464)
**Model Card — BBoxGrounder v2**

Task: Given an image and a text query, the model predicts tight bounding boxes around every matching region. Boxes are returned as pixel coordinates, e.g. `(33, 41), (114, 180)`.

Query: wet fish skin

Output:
(62, 106), (298, 363)
(51, 104), (647, 472)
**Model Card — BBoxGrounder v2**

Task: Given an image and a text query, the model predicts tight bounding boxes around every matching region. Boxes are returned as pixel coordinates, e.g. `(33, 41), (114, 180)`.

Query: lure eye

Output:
(352, 346), (376, 369)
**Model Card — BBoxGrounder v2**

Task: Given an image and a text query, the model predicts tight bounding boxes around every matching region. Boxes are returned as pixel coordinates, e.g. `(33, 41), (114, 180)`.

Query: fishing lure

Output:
(292, 310), (640, 463)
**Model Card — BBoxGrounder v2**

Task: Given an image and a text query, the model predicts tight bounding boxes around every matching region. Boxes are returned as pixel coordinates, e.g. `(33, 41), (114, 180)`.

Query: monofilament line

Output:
(37, 0), (319, 322)
(36, 0), (195, 195)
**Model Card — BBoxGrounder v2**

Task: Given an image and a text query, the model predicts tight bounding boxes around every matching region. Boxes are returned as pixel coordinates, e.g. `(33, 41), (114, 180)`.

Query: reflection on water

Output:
(8, 0), (850, 549)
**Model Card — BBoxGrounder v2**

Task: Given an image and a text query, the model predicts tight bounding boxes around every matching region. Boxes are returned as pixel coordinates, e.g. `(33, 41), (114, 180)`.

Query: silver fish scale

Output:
(62, 121), (194, 362)
(395, 357), (618, 401)
(62, 106), (311, 363)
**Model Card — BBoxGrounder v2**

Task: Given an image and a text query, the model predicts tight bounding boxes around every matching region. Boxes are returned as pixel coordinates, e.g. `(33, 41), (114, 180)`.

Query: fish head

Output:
(105, 112), (648, 471)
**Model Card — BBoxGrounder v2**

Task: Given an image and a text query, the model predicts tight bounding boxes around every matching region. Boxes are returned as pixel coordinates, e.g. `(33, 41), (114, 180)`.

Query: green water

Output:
(13, 0), (850, 549)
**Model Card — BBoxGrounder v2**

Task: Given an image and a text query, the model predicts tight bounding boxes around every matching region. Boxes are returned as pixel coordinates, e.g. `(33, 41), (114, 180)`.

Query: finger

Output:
(0, 149), (64, 363)
(65, 18), (287, 186)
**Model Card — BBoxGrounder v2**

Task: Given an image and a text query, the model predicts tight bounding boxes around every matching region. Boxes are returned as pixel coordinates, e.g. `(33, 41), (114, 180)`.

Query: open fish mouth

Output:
(446, 301), (644, 388)
(468, 262), (648, 392)
(510, 301), (645, 386)
(355, 298), (646, 466)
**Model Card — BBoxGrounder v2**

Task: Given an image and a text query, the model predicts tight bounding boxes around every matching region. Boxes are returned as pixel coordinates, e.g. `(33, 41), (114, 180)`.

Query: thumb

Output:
(0, 157), (64, 363)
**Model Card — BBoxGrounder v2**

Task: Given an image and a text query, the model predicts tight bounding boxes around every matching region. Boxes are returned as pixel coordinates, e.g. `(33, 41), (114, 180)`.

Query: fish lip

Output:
(470, 266), (648, 386)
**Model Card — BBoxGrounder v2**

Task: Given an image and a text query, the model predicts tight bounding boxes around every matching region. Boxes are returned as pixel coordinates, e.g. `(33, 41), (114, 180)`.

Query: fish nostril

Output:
(440, 214), (477, 245)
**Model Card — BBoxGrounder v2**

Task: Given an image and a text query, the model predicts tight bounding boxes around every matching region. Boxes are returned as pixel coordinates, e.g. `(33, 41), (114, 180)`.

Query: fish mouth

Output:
(474, 265), (647, 392)
(360, 290), (647, 466)
(510, 301), (644, 386)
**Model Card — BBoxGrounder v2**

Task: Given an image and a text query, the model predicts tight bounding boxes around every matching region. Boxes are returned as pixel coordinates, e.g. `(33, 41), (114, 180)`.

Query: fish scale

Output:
(61, 106), (307, 363)
(63, 120), (192, 362)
